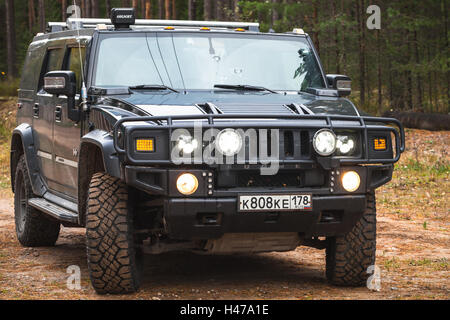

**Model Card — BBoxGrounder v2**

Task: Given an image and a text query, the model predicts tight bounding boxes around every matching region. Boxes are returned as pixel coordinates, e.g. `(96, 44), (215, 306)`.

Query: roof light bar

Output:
(55, 15), (259, 32)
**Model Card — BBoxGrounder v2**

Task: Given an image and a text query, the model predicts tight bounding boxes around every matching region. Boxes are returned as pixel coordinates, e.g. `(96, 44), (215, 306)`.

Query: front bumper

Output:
(124, 164), (392, 240)
(164, 195), (367, 240)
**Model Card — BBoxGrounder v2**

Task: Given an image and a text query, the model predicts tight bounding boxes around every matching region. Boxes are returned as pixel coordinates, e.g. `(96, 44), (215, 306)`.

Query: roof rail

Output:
(47, 18), (260, 33)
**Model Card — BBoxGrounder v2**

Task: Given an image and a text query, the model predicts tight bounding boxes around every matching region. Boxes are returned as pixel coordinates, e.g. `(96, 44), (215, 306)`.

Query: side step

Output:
(28, 198), (79, 224)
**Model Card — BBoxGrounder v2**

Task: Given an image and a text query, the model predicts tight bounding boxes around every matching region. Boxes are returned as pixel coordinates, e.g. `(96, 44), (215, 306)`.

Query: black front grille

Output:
(237, 172), (303, 188)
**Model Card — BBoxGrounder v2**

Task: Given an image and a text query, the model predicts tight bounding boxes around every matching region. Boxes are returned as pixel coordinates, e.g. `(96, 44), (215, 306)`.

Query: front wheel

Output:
(325, 193), (377, 286)
(85, 173), (142, 294)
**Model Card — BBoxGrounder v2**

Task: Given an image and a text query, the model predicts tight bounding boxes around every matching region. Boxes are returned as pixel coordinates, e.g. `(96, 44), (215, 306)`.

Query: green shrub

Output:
(0, 78), (20, 97)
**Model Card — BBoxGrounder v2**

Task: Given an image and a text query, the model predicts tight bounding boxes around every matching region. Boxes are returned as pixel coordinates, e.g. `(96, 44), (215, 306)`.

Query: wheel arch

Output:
(78, 130), (121, 225)
(11, 124), (46, 196)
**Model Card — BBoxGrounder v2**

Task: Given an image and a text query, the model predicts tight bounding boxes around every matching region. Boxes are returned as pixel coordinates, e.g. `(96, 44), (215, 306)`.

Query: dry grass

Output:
(377, 128), (449, 223)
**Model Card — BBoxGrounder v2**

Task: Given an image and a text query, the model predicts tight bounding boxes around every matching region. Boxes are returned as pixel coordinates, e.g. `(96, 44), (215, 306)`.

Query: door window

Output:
(65, 47), (86, 93)
(38, 48), (64, 90)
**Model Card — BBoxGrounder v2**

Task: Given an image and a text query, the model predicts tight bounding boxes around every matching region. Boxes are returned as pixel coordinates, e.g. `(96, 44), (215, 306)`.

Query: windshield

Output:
(94, 33), (326, 91)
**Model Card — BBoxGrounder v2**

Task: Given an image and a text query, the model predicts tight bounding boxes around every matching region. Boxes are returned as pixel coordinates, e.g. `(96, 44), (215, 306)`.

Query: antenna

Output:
(71, 0), (87, 110)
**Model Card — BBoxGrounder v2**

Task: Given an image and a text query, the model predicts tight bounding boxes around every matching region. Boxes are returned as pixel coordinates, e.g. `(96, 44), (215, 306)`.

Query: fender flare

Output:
(79, 129), (121, 178)
(10, 123), (46, 196)
(78, 129), (121, 225)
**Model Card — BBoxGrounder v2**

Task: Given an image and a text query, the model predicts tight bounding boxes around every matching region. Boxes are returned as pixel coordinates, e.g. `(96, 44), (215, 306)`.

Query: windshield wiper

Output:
(129, 84), (179, 93)
(214, 84), (278, 94)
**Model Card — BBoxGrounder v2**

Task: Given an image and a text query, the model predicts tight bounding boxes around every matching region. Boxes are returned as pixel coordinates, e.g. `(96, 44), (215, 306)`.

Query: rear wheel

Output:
(86, 173), (142, 294)
(325, 192), (377, 286)
(14, 156), (60, 247)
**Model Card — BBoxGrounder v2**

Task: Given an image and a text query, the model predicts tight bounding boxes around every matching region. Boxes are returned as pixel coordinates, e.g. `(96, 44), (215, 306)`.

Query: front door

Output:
(51, 45), (86, 198)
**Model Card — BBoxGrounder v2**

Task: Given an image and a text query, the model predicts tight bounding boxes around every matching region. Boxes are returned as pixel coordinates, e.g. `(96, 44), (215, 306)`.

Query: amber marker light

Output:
(374, 138), (387, 150)
(136, 138), (155, 152)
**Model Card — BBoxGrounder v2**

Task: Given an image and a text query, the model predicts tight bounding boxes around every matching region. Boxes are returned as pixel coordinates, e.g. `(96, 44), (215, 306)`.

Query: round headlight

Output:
(216, 129), (242, 156)
(177, 135), (199, 154)
(336, 135), (355, 155)
(176, 173), (199, 195)
(313, 129), (337, 156)
(341, 171), (361, 192)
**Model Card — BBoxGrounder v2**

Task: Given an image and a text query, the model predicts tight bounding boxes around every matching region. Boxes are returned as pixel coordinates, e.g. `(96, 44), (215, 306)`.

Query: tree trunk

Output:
(158, 0), (164, 19)
(62, 0), (67, 21)
(105, 0), (111, 16)
(356, 0), (365, 106)
(91, 0), (99, 18)
(132, 0), (138, 12)
(171, 0), (176, 19)
(216, 0), (225, 20)
(165, 0), (170, 19)
(312, 1), (320, 56)
(28, 0), (36, 31)
(232, 0), (239, 20)
(377, 29), (382, 115)
(341, 0), (347, 74)
(188, 0), (195, 20)
(331, 0), (339, 74)
(38, 0), (46, 33)
(85, 0), (91, 18)
(271, 0), (279, 28)
(5, 0), (17, 79)
(442, 0), (449, 110)
(145, 0), (151, 19)
(204, 0), (212, 20)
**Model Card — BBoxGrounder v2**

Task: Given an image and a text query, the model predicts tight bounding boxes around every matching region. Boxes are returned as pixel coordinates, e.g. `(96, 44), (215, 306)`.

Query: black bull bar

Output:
(112, 113), (405, 165)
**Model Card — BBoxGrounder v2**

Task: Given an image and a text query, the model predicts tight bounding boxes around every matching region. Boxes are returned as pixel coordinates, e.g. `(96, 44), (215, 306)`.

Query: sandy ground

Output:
(0, 130), (448, 300)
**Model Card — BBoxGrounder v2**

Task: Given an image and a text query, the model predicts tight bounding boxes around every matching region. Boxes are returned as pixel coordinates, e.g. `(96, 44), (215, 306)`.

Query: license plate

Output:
(238, 194), (312, 212)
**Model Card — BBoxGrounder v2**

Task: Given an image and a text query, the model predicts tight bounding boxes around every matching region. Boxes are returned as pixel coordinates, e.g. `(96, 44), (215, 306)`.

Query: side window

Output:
(38, 48), (64, 91)
(64, 47), (86, 93)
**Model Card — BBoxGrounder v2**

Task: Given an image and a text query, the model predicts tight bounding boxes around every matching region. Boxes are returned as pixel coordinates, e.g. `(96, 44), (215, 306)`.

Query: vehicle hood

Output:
(109, 90), (360, 117)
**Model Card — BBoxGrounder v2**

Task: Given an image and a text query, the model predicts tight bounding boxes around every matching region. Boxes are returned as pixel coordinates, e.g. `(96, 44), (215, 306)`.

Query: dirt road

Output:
(0, 196), (448, 300)
(0, 130), (448, 300)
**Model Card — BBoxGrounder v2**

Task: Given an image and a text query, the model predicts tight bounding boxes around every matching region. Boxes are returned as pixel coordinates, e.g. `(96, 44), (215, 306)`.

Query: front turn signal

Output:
(136, 138), (155, 152)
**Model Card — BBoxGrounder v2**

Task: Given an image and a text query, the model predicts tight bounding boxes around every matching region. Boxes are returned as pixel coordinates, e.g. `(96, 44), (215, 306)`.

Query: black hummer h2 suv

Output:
(11, 8), (404, 294)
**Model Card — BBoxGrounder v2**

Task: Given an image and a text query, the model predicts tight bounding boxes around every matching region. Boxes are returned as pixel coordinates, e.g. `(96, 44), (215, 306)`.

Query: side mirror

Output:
(326, 74), (351, 97)
(44, 71), (76, 97)
(43, 71), (80, 122)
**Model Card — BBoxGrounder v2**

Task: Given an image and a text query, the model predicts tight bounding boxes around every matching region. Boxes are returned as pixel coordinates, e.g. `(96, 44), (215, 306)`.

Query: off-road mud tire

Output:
(326, 192), (377, 286)
(86, 173), (142, 294)
(14, 156), (60, 246)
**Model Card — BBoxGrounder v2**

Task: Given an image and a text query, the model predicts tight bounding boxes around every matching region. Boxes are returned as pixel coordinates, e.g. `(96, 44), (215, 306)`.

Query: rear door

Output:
(34, 45), (65, 188)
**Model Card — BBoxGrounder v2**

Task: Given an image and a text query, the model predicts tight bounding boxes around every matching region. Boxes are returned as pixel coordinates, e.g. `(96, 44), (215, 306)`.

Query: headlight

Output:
(313, 129), (337, 156)
(336, 135), (356, 155)
(177, 135), (199, 154)
(176, 173), (199, 195)
(341, 171), (361, 192)
(216, 129), (242, 156)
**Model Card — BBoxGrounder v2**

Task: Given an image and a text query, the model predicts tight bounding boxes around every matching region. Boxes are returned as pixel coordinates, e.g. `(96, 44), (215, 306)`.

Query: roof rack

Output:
(47, 18), (260, 33)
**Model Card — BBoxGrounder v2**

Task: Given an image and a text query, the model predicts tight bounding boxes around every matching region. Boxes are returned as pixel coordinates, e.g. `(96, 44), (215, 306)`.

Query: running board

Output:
(28, 198), (79, 224)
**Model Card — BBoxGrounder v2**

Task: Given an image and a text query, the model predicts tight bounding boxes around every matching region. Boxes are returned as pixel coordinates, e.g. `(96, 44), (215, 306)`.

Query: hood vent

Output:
(197, 102), (222, 114)
(211, 103), (295, 115)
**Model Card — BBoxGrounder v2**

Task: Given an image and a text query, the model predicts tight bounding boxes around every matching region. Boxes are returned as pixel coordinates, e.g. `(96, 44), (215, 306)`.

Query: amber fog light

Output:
(176, 173), (199, 195)
(341, 171), (361, 192)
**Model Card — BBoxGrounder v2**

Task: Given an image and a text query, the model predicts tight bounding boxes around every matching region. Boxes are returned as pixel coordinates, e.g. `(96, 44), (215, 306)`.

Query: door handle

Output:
(33, 104), (39, 118)
(55, 106), (62, 122)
